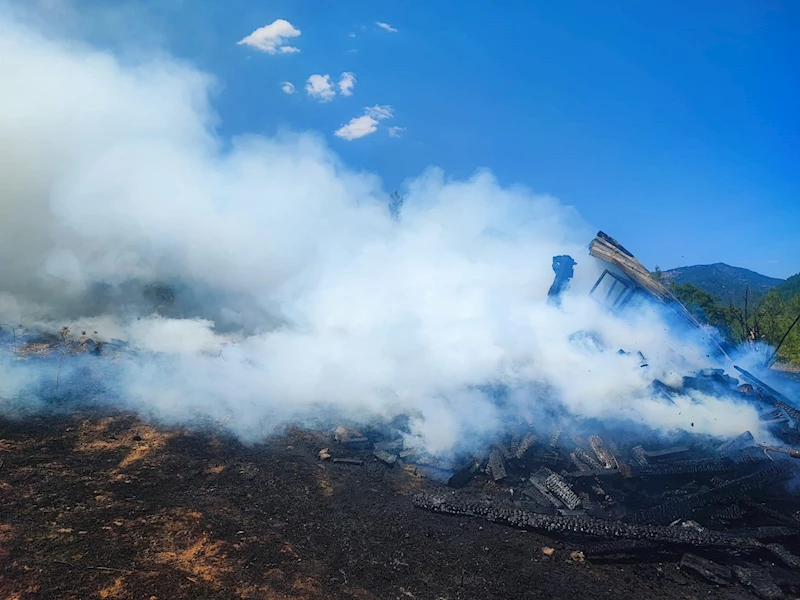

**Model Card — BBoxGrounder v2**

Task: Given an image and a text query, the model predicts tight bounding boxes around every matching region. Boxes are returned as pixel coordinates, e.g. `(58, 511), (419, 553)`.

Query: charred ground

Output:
(1, 411), (797, 600)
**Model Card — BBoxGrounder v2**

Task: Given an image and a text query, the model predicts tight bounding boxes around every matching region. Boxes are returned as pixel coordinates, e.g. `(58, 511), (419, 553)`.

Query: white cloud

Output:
(237, 19), (301, 54)
(388, 126), (406, 138)
(334, 115), (379, 141)
(335, 105), (394, 141)
(280, 81), (295, 95)
(348, 32), (356, 38)
(305, 74), (336, 102)
(338, 72), (356, 97)
(376, 21), (398, 33)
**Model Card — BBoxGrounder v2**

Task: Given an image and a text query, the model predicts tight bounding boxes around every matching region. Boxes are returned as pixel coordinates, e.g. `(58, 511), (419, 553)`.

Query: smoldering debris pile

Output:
(404, 367), (800, 599)
(304, 362), (800, 598)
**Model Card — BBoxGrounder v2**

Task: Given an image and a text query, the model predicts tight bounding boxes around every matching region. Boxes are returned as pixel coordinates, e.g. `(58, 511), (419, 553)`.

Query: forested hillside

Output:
(661, 263), (784, 304)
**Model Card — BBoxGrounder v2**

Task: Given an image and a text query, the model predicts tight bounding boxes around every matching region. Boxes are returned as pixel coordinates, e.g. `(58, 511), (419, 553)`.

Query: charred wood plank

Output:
(679, 553), (733, 586)
(581, 539), (662, 556)
(629, 464), (791, 525)
(332, 458), (364, 465)
(734, 526), (798, 541)
(412, 493), (761, 549)
(573, 446), (604, 471)
(487, 448), (508, 481)
(642, 446), (690, 459)
(628, 458), (736, 477)
(732, 566), (784, 600)
(564, 468), (621, 479)
(740, 497), (800, 528)
(515, 433), (537, 459)
(372, 448), (398, 465)
(539, 467), (581, 510)
(589, 435), (617, 469)
(766, 543), (800, 571)
(528, 474), (564, 508)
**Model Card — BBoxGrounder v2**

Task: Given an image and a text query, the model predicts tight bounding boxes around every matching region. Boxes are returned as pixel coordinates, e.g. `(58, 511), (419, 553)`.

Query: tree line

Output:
(651, 268), (800, 367)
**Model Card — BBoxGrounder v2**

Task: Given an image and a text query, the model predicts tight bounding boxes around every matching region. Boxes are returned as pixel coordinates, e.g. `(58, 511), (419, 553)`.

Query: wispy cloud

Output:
(305, 74), (336, 102)
(376, 21), (398, 33)
(335, 105), (394, 141)
(280, 81), (295, 95)
(366, 105), (394, 120)
(338, 72), (356, 97)
(388, 126), (406, 138)
(348, 32), (356, 38)
(237, 19), (301, 54)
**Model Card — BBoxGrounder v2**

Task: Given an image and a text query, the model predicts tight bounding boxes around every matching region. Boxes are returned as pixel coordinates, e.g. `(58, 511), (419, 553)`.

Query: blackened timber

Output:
(735, 366), (800, 420)
(628, 458), (736, 477)
(629, 464), (791, 525)
(412, 493), (761, 549)
(589, 232), (729, 358)
(515, 433), (537, 459)
(589, 435), (617, 469)
(679, 554), (733, 586)
(573, 446), (604, 471)
(581, 540), (662, 556)
(641, 446), (689, 459)
(734, 526), (798, 541)
(741, 497), (800, 528)
(528, 474), (564, 508)
(766, 543), (800, 570)
(732, 566), (784, 600)
(563, 467), (621, 479)
(332, 458), (364, 465)
(487, 448), (508, 481)
(539, 467), (581, 510)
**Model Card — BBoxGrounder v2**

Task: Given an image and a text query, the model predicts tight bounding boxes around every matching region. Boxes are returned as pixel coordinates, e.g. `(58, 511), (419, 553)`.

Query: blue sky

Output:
(72, 0), (799, 277)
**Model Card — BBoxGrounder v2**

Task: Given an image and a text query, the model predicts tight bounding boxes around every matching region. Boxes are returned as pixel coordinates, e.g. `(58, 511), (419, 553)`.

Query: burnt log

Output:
(732, 566), (784, 600)
(629, 464), (791, 525)
(412, 493), (762, 549)
(679, 553), (733, 586)
(539, 467), (581, 510)
(767, 543), (800, 571)
(581, 539), (661, 556)
(629, 458), (737, 477)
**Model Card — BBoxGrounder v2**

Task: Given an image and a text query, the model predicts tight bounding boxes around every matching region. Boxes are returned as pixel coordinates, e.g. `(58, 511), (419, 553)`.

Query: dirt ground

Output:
(0, 411), (780, 600)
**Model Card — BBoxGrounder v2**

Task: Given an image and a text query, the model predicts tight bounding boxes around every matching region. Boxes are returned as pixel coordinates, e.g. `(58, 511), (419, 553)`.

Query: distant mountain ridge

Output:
(662, 263), (784, 303)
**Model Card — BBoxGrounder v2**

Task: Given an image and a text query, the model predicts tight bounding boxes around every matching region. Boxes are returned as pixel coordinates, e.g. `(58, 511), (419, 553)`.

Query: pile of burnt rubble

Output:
(327, 367), (800, 599)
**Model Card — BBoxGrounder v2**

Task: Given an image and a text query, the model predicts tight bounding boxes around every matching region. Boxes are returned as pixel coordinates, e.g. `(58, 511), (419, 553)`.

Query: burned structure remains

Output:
(2, 231), (800, 599)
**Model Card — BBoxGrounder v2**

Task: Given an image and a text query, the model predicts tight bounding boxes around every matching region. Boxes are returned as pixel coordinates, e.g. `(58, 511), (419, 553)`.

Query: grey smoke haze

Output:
(0, 10), (769, 453)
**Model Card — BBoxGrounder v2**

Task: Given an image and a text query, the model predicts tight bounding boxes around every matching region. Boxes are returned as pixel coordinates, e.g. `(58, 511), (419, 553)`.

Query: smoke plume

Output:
(0, 9), (769, 454)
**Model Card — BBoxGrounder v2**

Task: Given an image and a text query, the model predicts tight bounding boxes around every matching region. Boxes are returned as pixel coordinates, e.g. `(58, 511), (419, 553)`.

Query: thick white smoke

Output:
(0, 11), (767, 453)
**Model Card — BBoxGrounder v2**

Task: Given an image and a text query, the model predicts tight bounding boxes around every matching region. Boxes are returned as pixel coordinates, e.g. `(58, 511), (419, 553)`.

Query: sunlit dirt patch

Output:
(315, 467), (334, 496)
(97, 576), (128, 599)
(74, 416), (176, 470)
(151, 509), (235, 588)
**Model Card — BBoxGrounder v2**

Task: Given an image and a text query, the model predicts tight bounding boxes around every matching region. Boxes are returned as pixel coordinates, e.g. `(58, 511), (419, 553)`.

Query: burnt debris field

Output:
(2, 232), (800, 599)
(2, 347), (800, 599)
(0, 400), (799, 600)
